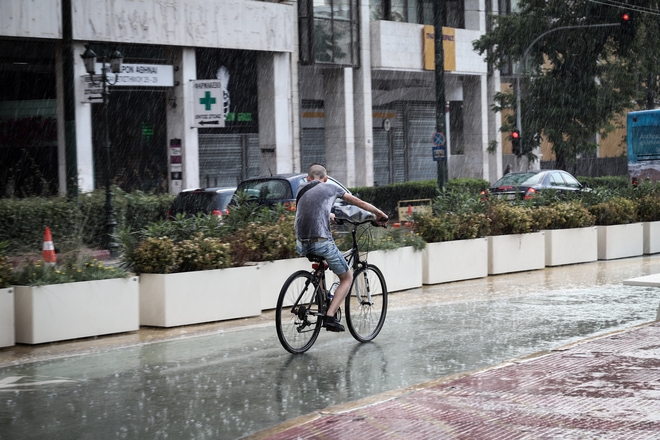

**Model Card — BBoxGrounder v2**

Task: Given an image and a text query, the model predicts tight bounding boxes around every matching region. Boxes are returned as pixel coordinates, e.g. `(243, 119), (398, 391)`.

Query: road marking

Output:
(0, 375), (76, 391)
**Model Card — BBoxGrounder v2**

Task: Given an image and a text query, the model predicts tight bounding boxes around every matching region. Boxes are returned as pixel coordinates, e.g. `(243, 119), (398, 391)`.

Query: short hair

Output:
(307, 163), (327, 179)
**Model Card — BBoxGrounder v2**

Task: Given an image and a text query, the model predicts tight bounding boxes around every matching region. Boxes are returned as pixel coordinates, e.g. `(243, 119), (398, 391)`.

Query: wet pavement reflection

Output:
(1, 256), (660, 439)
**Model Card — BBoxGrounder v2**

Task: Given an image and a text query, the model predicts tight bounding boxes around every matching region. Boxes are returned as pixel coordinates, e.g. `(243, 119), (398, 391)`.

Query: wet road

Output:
(1, 256), (660, 439)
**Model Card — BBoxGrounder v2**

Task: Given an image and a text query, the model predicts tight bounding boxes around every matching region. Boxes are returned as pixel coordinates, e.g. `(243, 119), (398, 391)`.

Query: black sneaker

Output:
(324, 315), (345, 332)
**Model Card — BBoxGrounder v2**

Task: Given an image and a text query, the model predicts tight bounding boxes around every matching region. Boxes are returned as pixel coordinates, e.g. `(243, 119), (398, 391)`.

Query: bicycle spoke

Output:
(345, 264), (388, 342)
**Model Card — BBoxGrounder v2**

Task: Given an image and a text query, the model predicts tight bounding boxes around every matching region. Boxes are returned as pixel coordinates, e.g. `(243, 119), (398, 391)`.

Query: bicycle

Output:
(275, 215), (388, 354)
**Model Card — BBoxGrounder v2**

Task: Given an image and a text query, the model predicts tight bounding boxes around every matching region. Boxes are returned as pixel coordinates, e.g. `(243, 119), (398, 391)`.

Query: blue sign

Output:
(432, 146), (446, 161)
(432, 132), (446, 147)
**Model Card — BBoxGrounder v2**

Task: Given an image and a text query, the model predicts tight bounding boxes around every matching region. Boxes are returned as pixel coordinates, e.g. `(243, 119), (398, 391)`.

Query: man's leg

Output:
(327, 269), (353, 317)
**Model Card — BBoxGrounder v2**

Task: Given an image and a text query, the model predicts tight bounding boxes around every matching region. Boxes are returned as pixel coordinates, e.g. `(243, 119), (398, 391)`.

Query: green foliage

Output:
(414, 212), (490, 243)
(444, 178), (490, 195)
(578, 176), (629, 191)
(588, 196), (638, 226)
(0, 242), (12, 289)
(637, 194), (660, 222)
(487, 202), (535, 236)
(370, 228), (426, 252)
(350, 180), (439, 219)
(531, 202), (595, 230)
(474, 0), (643, 169)
(0, 190), (175, 256)
(226, 219), (297, 265)
(177, 234), (233, 272)
(12, 254), (129, 286)
(132, 237), (179, 274)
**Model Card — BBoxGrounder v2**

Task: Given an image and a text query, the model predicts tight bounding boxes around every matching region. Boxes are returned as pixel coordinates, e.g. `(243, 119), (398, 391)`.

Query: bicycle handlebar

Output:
(335, 216), (389, 228)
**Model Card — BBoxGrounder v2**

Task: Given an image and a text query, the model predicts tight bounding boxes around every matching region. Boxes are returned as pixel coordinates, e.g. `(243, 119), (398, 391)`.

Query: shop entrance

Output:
(91, 90), (167, 193)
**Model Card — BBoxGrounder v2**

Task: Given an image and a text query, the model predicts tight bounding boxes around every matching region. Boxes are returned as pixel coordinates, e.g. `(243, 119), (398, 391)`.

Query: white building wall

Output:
(71, 0), (294, 53)
(0, 0), (61, 38)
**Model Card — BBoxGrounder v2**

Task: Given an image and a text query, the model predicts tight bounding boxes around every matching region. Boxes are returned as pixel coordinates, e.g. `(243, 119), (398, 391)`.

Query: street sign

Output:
(432, 132), (446, 147)
(192, 80), (226, 128)
(432, 146), (446, 161)
(81, 63), (174, 101)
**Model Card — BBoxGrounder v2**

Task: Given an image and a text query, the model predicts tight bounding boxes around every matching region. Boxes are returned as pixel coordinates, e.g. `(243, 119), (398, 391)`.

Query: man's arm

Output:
(341, 193), (388, 225)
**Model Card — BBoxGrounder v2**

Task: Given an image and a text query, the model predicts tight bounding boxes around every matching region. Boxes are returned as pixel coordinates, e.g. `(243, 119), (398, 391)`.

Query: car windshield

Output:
(171, 192), (216, 213)
(236, 179), (293, 201)
(494, 172), (543, 186)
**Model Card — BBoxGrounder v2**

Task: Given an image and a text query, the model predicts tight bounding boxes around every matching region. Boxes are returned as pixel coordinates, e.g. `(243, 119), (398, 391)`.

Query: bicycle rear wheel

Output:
(276, 270), (322, 354)
(345, 264), (388, 342)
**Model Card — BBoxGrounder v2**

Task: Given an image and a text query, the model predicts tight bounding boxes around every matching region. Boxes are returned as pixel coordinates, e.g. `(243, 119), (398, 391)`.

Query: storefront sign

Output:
(191, 80), (226, 128)
(81, 64), (174, 101)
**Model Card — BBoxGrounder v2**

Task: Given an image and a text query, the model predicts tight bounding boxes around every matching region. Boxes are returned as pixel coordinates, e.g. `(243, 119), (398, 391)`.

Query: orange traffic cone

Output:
(42, 226), (56, 265)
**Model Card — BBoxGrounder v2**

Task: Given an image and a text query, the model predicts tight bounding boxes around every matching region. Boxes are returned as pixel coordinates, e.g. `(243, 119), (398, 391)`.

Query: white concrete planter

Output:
(422, 238), (488, 284)
(256, 257), (311, 310)
(367, 247), (423, 292)
(0, 287), (14, 348)
(544, 227), (598, 267)
(14, 277), (139, 345)
(488, 232), (545, 275)
(643, 221), (660, 255)
(139, 266), (261, 327)
(597, 223), (644, 260)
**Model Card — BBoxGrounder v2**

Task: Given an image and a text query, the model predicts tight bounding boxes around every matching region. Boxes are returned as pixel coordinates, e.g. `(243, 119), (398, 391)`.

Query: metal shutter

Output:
(301, 128), (326, 169)
(373, 128), (390, 186)
(406, 104), (437, 181)
(199, 133), (259, 187)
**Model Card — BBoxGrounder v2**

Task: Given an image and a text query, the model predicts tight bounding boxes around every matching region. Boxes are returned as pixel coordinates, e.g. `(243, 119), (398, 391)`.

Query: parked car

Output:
(482, 170), (586, 200)
(231, 173), (352, 211)
(168, 187), (236, 219)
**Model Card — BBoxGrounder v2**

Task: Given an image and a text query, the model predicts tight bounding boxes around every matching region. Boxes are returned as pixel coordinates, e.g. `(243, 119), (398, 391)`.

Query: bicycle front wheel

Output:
(345, 264), (388, 342)
(276, 270), (322, 354)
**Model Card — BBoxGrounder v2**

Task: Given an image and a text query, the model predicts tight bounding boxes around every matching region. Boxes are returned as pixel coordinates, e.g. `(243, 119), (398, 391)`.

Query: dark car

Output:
(232, 173), (351, 211)
(483, 170), (585, 200)
(168, 187), (236, 219)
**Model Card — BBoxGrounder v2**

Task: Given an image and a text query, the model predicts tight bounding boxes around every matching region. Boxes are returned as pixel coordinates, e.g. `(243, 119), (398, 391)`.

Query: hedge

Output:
(578, 175), (629, 190)
(0, 189), (175, 255)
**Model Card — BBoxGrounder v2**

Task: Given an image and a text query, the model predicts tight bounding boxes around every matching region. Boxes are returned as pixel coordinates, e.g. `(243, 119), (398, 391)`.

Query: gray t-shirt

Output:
(294, 181), (346, 240)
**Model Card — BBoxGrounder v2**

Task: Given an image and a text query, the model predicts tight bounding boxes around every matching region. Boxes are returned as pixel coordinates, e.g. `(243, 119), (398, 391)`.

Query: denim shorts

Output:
(296, 238), (349, 275)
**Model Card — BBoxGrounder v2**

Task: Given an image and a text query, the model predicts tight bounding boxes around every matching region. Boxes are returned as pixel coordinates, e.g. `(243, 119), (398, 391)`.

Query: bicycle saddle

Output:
(306, 254), (325, 263)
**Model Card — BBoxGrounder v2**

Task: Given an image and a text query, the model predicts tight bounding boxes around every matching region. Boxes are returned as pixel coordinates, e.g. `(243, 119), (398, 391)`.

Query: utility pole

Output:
(434, 0), (448, 188)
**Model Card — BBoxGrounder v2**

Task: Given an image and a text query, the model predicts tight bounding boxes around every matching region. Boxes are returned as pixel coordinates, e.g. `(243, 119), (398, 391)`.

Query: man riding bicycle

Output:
(294, 164), (388, 332)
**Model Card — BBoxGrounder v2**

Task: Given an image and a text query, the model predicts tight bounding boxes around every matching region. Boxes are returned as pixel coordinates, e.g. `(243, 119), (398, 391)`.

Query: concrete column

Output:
(257, 52), (293, 175)
(353, 0), (374, 187)
(73, 42), (94, 192)
(324, 68), (356, 187)
(462, 74), (489, 180)
(166, 47), (198, 193)
(55, 43), (67, 195)
(487, 70), (503, 183)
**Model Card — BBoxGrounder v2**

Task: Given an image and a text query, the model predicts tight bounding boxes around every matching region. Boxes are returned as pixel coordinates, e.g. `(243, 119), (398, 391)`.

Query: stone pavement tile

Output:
(248, 323), (660, 439)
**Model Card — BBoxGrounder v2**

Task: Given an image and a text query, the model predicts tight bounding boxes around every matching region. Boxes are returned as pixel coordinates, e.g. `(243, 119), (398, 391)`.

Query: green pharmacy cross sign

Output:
(192, 80), (225, 128)
(199, 91), (216, 111)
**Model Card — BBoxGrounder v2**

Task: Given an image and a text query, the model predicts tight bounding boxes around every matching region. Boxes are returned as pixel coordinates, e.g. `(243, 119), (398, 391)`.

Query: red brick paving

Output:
(249, 323), (660, 439)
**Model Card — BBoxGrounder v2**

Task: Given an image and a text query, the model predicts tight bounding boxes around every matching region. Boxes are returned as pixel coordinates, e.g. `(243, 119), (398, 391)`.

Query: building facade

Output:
(0, 0), (502, 197)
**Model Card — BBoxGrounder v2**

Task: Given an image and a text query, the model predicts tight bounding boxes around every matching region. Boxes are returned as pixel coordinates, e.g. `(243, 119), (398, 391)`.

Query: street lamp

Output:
(80, 44), (123, 256)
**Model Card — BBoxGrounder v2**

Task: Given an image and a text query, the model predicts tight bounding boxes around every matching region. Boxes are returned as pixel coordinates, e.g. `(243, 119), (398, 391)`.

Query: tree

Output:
(474, 0), (660, 172)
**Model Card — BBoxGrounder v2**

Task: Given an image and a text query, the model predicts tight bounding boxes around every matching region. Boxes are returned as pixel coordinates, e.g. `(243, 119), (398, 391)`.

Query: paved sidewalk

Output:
(247, 322), (660, 439)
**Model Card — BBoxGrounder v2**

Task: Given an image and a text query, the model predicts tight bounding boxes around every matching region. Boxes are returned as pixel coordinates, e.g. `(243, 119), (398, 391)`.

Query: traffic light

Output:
(511, 129), (522, 156)
(619, 10), (635, 51)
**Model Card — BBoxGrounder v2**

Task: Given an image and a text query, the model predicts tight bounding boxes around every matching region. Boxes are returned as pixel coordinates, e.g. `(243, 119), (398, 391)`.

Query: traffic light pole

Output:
(434, 0), (448, 188)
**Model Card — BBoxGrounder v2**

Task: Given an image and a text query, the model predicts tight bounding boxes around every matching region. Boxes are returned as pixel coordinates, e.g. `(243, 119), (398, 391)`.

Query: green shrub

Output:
(637, 194), (660, 222)
(350, 181), (440, 219)
(487, 202), (535, 235)
(588, 197), (638, 226)
(12, 254), (129, 286)
(578, 176), (629, 190)
(177, 234), (232, 272)
(132, 237), (179, 274)
(531, 202), (595, 230)
(227, 219), (296, 265)
(444, 178), (490, 194)
(414, 212), (490, 243)
(0, 242), (12, 288)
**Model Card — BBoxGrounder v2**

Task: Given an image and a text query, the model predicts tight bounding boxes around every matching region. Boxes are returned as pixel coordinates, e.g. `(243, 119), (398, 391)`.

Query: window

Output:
(299, 0), (360, 66)
(372, 0), (464, 28)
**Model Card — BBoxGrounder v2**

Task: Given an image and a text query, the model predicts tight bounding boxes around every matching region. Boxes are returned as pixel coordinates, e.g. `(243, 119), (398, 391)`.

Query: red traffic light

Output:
(621, 12), (630, 21)
(511, 130), (520, 140)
